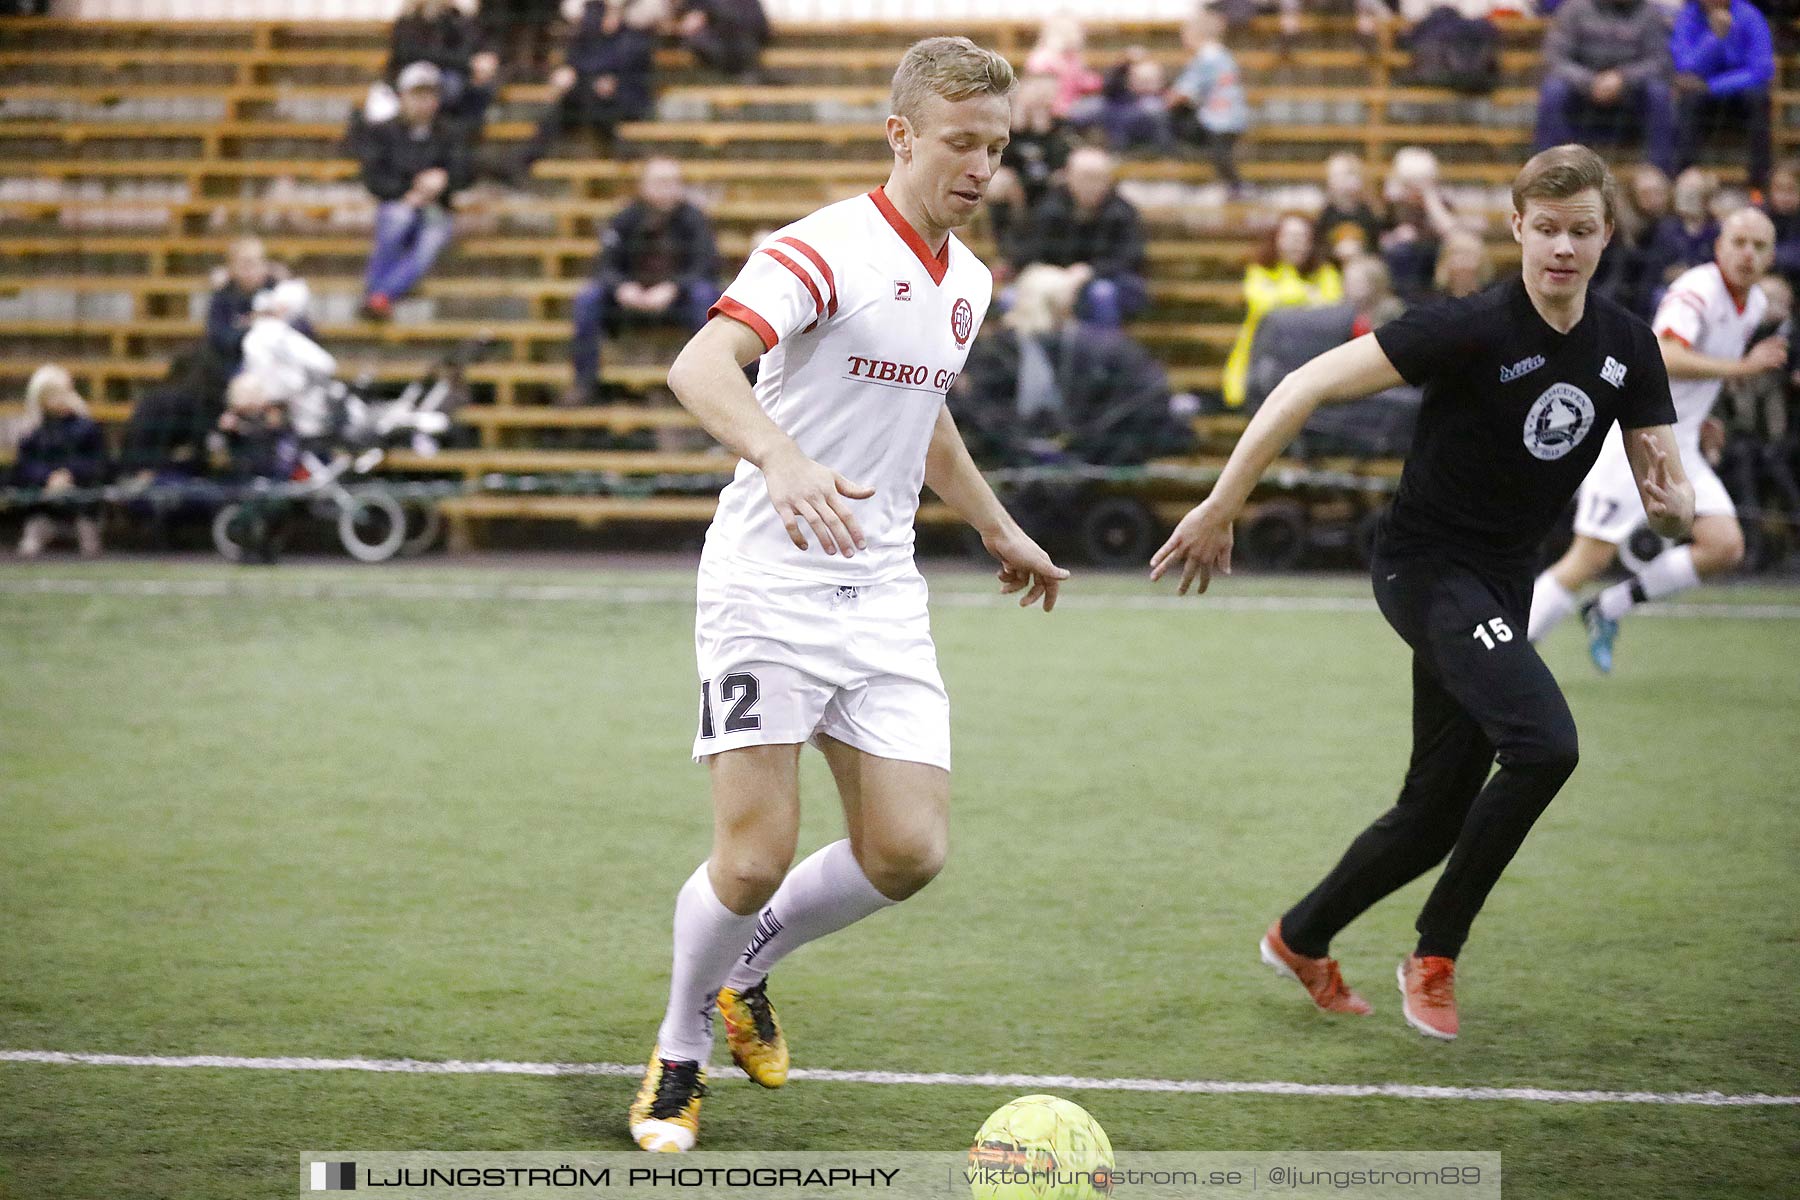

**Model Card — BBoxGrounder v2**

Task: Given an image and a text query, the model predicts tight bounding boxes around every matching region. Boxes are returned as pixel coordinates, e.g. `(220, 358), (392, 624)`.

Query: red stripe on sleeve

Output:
(709, 296), (778, 351)
(758, 247), (825, 319)
(775, 237), (837, 318)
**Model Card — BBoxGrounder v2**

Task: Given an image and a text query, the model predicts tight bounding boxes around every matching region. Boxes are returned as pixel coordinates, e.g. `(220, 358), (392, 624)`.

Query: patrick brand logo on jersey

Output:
(893, 280), (912, 301)
(951, 297), (973, 346)
(1500, 354), (1545, 383)
(1600, 356), (1628, 388)
(1523, 382), (1596, 461)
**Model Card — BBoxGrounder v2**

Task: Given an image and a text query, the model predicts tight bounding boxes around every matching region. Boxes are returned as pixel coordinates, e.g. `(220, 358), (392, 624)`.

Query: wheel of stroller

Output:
(1076, 496), (1156, 567)
(1237, 501), (1309, 571)
(400, 503), (445, 557)
(337, 491), (407, 562)
(211, 503), (250, 562)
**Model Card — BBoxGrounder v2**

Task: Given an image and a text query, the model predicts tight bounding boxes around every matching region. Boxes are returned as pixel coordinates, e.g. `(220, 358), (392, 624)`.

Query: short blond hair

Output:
(890, 36), (1015, 128)
(24, 363), (85, 425)
(1005, 264), (1081, 335)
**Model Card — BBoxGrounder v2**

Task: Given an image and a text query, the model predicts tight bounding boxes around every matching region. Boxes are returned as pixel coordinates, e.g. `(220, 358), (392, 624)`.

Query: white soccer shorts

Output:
(691, 560), (950, 771)
(1572, 428), (1735, 545)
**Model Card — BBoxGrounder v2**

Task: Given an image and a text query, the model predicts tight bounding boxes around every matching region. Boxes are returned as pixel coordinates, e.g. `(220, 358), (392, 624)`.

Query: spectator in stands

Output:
(1168, 9), (1248, 194)
(1534, 0), (1677, 175)
(1642, 165), (1722, 302)
(1025, 13), (1103, 119)
(119, 365), (223, 487)
(1080, 48), (1180, 154)
(1087, 48), (1175, 155)
(1379, 146), (1462, 301)
(951, 264), (1188, 468)
(1431, 227), (1494, 300)
(674, 0), (771, 82)
(1629, 161), (1675, 225)
(217, 374), (302, 564)
(1342, 253), (1405, 337)
(985, 74), (1072, 258)
(1601, 162), (1673, 314)
(1671, 0), (1774, 193)
(1763, 159), (1800, 291)
(205, 236), (276, 368)
(13, 365), (107, 558)
(1709, 187), (1754, 238)
(358, 61), (477, 319)
(218, 375), (301, 484)
(388, 0), (500, 119)
(1315, 152), (1385, 266)
(514, 0), (664, 175)
(568, 156), (718, 406)
(1223, 212), (1343, 408)
(1398, 0), (1503, 95)
(241, 281), (340, 442)
(1716, 275), (1800, 540)
(1008, 146), (1149, 330)
(479, 0), (560, 72)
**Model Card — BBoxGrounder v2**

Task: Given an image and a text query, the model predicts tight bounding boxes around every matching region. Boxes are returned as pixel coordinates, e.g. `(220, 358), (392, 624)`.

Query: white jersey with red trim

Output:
(1651, 262), (1767, 447)
(702, 186), (993, 584)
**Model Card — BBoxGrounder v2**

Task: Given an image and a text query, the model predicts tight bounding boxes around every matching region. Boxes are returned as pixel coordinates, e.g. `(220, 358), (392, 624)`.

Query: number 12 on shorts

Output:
(1471, 618), (1514, 651)
(700, 672), (763, 738)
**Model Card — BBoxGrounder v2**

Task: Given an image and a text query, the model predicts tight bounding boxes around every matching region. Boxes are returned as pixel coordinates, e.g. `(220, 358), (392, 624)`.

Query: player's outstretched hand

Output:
(1149, 498), (1234, 595)
(1639, 439), (1691, 535)
(762, 444), (874, 557)
(1744, 336), (1788, 375)
(982, 524), (1069, 611)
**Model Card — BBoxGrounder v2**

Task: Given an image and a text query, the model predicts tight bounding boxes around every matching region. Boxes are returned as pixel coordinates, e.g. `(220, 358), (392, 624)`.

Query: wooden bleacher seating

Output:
(2, 14), (1794, 546)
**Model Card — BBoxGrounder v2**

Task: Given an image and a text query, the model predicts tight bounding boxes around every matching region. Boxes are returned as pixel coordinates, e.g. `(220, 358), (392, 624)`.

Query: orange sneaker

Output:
(1258, 920), (1372, 1015)
(1397, 954), (1458, 1040)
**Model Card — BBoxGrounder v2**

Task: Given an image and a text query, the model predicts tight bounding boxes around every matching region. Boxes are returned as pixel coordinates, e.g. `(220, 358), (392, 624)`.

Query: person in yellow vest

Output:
(1223, 212), (1344, 408)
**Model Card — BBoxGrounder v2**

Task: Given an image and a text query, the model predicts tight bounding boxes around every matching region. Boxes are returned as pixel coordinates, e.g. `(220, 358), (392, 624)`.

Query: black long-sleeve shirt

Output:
(205, 281), (261, 363)
(14, 414), (108, 489)
(565, 2), (658, 119)
(596, 200), (718, 287)
(386, 10), (482, 79)
(1007, 188), (1147, 280)
(358, 115), (476, 204)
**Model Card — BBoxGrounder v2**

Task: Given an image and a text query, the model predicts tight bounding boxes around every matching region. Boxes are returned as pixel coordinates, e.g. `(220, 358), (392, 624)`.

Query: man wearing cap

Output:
(358, 60), (476, 320)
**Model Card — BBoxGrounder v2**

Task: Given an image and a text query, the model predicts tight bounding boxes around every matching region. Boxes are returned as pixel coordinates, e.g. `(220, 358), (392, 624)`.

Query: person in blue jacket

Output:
(13, 365), (109, 557)
(1671, 0), (1774, 193)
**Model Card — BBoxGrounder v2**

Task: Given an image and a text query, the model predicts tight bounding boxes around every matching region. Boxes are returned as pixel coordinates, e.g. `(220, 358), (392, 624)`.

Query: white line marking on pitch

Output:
(3, 575), (1798, 620)
(2, 1050), (1795, 1107)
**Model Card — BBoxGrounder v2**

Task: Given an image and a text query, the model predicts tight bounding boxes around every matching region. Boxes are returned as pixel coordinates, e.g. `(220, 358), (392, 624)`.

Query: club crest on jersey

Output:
(894, 280), (912, 301)
(1522, 382), (1596, 461)
(1600, 356), (1627, 388)
(951, 297), (973, 346)
(1500, 354), (1545, 383)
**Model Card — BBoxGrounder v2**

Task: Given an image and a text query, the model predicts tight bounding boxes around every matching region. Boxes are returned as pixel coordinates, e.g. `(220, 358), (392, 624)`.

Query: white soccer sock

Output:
(1528, 572), (1577, 642)
(723, 839), (895, 992)
(656, 862), (759, 1065)
(1597, 545), (1700, 620)
(1638, 544), (1702, 600)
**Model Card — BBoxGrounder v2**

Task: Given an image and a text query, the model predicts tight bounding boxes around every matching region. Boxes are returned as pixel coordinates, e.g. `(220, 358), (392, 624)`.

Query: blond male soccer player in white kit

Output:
(1529, 208), (1784, 670)
(627, 37), (1067, 1153)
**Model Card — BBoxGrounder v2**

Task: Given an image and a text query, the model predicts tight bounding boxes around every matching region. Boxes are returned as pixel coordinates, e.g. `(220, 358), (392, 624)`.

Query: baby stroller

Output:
(212, 332), (494, 563)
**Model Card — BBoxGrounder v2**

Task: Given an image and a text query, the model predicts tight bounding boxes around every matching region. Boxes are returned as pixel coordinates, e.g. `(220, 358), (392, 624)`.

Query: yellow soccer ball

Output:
(968, 1094), (1115, 1200)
